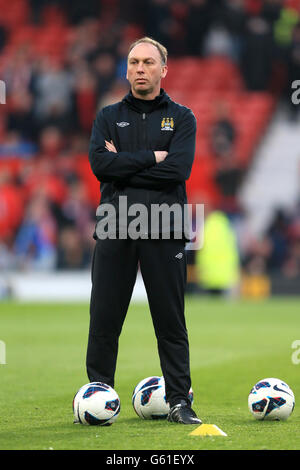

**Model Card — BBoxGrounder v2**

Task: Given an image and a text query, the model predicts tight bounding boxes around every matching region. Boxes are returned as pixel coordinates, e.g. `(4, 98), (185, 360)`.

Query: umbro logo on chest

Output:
(116, 122), (130, 127)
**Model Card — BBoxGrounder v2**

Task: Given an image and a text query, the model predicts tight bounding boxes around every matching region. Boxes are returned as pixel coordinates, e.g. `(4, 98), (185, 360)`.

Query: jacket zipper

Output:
(142, 112), (147, 148)
(142, 112), (149, 235)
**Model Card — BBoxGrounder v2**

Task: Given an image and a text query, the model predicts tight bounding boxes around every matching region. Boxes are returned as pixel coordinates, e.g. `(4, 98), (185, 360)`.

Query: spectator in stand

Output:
(145, 0), (188, 56)
(240, 15), (274, 91)
(55, 152), (81, 186)
(97, 78), (129, 110)
(214, 156), (244, 213)
(59, 179), (94, 238)
(144, 0), (173, 52)
(6, 90), (37, 142)
(0, 130), (37, 159)
(265, 209), (290, 272)
(196, 210), (240, 296)
(164, 1), (190, 56)
(38, 126), (66, 160)
(3, 46), (34, 97)
(56, 225), (91, 270)
(210, 101), (236, 159)
(20, 156), (68, 210)
(115, 38), (134, 83)
(282, 201), (300, 277)
(241, 236), (272, 277)
(67, 133), (90, 155)
(283, 234), (300, 278)
(63, 0), (102, 25)
(21, 126), (68, 203)
(210, 101), (243, 213)
(0, 237), (16, 272)
(92, 52), (117, 103)
(31, 56), (76, 133)
(119, 0), (145, 26)
(203, 19), (237, 60)
(67, 18), (102, 65)
(14, 194), (57, 271)
(261, 0), (283, 26)
(73, 64), (98, 134)
(185, 0), (215, 57)
(218, 0), (247, 61)
(0, 24), (7, 53)
(29, 0), (67, 24)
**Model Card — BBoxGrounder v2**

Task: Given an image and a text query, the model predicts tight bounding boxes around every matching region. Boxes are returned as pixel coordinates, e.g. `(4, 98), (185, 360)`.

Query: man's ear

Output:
(161, 65), (168, 79)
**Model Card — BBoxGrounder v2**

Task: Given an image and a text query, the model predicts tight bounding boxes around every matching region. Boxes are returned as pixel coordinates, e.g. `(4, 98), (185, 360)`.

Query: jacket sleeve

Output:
(89, 109), (156, 182)
(123, 109), (196, 189)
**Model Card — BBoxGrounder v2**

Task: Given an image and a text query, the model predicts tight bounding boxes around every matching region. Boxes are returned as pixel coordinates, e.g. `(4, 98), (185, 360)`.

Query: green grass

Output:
(0, 297), (299, 450)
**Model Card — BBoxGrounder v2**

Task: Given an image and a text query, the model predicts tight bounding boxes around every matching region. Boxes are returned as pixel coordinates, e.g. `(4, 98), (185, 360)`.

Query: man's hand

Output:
(154, 151), (168, 163)
(105, 140), (168, 164)
(105, 140), (117, 153)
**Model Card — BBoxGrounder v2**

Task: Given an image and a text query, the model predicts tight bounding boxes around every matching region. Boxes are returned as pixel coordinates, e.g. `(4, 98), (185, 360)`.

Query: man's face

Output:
(126, 42), (167, 100)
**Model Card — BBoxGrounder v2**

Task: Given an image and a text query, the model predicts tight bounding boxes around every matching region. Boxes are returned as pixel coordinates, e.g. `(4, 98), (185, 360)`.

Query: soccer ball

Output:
(248, 378), (295, 421)
(73, 382), (120, 426)
(132, 376), (194, 420)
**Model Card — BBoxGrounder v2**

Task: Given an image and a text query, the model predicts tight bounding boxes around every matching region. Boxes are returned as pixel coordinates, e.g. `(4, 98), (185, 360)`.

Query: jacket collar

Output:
(122, 88), (170, 113)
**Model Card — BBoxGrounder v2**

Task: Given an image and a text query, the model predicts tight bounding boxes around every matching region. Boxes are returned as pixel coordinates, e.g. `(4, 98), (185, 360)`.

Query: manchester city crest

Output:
(161, 117), (174, 131)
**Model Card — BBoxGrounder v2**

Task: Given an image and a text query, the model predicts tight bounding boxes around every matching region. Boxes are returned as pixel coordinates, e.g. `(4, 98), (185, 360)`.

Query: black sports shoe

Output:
(167, 400), (202, 425)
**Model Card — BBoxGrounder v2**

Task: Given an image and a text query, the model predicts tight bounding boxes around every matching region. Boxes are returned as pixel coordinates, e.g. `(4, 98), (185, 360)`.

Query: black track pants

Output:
(86, 237), (191, 407)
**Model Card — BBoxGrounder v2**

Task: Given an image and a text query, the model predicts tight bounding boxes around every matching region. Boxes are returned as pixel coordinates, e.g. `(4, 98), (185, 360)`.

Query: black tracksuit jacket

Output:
(89, 88), (196, 239)
(87, 90), (196, 404)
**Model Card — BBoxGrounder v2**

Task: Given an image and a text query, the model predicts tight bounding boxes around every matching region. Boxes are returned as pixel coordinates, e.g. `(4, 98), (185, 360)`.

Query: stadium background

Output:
(0, 0), (300, 301)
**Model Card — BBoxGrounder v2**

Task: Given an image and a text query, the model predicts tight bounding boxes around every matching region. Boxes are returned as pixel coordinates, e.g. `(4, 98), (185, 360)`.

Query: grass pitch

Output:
(0, 296), (299, 450)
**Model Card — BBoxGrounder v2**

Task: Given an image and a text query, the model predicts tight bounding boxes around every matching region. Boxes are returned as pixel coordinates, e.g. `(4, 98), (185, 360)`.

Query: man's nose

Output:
(137, 62), (145, 73)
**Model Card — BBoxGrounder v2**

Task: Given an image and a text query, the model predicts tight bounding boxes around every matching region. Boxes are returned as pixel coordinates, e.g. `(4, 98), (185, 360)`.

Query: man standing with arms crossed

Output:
(86, 37), (201, 424)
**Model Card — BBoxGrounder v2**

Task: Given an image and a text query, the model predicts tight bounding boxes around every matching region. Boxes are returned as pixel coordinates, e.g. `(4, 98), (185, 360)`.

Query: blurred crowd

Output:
(241, 205), (300, 279)
(0, 0), (300, 283)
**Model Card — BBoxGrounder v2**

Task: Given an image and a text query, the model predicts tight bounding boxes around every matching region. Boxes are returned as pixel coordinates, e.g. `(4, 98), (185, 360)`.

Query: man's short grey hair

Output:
(128, 37), (168, 65)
